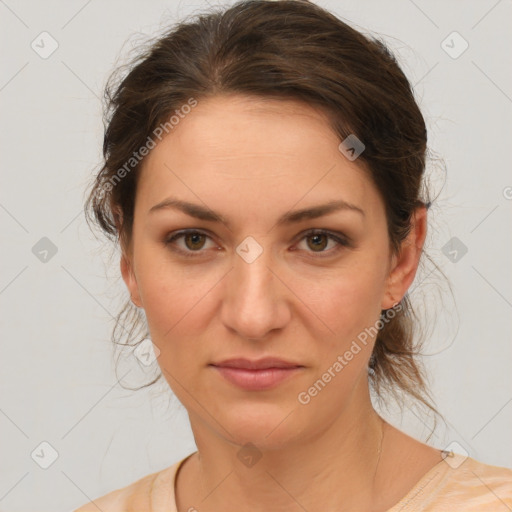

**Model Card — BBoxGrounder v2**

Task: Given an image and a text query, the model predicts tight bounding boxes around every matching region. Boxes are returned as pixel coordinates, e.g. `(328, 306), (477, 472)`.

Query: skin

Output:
(121, 94), (443, 512)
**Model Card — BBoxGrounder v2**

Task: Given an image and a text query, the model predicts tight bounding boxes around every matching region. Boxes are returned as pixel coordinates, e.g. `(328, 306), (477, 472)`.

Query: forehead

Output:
(163, 94), (339, 157)
(135, 94), (381, 224)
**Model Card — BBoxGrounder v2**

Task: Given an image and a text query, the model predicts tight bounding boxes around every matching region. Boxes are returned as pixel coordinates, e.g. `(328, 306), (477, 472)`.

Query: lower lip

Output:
(211, 365), (303, 390)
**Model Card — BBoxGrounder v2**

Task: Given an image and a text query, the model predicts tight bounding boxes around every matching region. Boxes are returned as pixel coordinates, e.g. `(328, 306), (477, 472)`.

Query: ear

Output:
(120, 252), (143, 308)
(382, 206), (427, 309)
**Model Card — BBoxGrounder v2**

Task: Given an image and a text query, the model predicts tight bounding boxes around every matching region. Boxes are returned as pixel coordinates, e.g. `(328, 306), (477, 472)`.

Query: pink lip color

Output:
(212, 366), (302, 390)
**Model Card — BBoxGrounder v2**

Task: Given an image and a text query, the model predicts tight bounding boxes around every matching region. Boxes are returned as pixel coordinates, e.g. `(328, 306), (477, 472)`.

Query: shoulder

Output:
(388, 453), (512, 512)
(73, 471), (159, 512)
(73, 459), (184, 512)
(445, 455), (512, 499)
(422, 454), (512, 511)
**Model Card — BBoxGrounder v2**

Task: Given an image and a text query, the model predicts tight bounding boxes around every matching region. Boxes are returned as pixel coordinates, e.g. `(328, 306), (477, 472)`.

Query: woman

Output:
(77, 0), (512, 510)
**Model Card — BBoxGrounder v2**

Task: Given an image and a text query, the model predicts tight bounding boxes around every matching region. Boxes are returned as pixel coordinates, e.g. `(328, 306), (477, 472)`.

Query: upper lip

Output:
(211, 357), (303, 370)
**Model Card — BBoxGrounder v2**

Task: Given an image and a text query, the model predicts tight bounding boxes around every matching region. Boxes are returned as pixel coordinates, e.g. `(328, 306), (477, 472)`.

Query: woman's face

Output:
(121, 94), (413, 448)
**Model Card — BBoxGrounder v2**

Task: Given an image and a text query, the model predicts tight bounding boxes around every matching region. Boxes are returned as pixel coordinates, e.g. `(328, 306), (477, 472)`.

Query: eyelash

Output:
(163, 229), (351, 259)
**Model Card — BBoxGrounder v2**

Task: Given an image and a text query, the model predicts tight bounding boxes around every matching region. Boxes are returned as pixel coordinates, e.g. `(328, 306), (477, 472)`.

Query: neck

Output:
(180, 383), (388, 512)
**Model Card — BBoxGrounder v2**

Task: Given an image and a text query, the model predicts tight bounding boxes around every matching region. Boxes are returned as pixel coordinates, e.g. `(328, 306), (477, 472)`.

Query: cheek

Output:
(290, 269), (386, 411)
(295, 260), (387, 350)
(133, 252), (220, 380)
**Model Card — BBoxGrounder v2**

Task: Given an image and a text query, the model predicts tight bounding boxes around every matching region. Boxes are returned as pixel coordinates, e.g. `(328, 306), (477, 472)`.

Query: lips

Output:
(211, 357), (303, 370)
(210, 357), (304, 390)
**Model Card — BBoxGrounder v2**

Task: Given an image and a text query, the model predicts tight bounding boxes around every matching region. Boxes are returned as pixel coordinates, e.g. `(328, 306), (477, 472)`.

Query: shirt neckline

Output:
(170, 450), (463, 512)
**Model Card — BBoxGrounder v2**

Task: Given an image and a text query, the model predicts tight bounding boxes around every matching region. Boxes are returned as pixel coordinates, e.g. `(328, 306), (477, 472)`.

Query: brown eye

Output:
(306, 233), (329, 252)
(295, 229), (349, 256)
(164, 230), (217, 258)
(183, 232), (207, 251)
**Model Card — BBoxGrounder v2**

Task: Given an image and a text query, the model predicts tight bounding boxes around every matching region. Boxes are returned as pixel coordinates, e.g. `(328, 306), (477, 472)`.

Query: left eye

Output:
(164, 229), (349, 258)
(295, 230), (348, 254)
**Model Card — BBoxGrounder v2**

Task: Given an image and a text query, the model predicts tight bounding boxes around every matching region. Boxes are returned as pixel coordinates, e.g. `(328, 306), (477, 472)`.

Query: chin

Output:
(215, 403), (307, 451)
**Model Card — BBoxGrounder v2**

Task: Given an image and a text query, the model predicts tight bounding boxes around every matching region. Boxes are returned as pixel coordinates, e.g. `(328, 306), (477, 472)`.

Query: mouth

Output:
(210, 357), (304, 390)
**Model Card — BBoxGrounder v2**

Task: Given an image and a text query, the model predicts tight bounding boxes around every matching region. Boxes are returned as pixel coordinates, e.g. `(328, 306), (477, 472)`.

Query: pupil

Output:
(310, 234), (326, 251)
(188, 233), (203, 249)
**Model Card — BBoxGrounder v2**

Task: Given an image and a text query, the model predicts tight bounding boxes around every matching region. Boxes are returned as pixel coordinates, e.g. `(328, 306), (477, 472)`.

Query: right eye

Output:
(163, 229), (219, 258)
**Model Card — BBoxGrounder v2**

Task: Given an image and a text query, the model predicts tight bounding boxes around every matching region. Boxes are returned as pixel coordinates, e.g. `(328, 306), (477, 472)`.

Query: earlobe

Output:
(381, 206), (427, 310)
(120, 254), (143, 308)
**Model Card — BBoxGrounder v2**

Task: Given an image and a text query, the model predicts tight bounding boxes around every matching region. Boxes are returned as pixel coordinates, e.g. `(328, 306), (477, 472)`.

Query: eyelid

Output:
(163, 228), (351, 258)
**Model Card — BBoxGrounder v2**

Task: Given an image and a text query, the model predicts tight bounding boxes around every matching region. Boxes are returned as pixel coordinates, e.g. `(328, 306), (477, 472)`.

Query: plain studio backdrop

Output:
(1, 0), (511, 510)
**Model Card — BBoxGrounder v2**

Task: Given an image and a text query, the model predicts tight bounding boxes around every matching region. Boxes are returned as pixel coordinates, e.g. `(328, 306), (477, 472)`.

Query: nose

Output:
(220, 244), (291, 341)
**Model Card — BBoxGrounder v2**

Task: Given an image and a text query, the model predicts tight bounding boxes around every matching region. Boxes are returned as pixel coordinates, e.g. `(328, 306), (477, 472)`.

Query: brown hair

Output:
(85, 0), (441, 422)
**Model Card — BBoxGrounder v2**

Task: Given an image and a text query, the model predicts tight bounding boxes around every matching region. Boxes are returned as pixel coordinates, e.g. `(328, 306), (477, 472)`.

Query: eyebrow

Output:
(149, 197), (364, 228)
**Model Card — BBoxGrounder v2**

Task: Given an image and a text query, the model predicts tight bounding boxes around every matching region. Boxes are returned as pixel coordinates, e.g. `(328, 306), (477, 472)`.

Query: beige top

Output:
(75, 451), (512, 511)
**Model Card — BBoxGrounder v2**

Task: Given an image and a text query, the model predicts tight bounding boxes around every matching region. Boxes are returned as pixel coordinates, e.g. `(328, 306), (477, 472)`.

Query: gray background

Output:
(1, 0), (511, 510)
